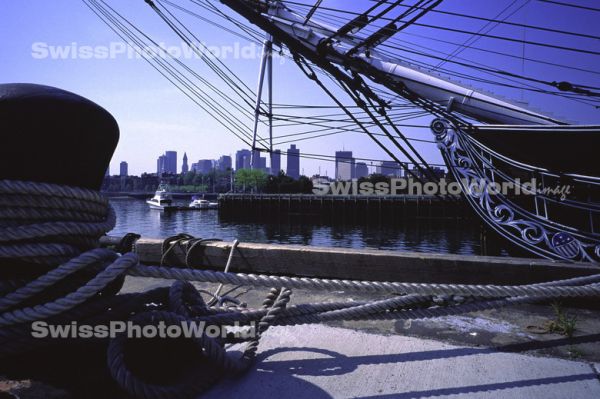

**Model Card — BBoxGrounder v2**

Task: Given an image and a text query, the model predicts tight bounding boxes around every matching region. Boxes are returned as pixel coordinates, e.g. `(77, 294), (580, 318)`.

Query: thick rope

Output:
(0, 252), (136, 326)
(128, 265), (600, 298)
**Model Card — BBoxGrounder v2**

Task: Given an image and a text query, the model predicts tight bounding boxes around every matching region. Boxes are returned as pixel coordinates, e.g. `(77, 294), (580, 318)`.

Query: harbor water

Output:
(109, 197), (509, 256)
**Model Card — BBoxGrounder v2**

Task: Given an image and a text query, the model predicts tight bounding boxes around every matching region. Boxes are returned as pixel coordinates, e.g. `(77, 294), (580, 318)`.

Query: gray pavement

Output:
(203, 324), (600, 399)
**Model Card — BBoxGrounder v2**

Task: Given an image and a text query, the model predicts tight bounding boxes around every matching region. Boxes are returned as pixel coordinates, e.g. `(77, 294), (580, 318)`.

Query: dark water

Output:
(109, 198), (500, 256)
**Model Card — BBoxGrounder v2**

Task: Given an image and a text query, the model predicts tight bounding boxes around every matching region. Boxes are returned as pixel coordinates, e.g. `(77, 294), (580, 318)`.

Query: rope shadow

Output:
(355, 373), (600, 398)
(251, 332), (600, 377)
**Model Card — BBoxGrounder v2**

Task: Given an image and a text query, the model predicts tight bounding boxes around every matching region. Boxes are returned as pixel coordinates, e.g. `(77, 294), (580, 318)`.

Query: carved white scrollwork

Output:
(432, 119), (599, 263)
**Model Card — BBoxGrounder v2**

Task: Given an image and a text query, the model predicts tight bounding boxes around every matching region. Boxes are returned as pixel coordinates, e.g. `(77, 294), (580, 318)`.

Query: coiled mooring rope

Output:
(1, 179), (599, 399)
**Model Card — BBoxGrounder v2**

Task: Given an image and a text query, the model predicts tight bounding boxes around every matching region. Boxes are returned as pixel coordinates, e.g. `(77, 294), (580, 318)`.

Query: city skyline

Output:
(114, 144), (441, 179)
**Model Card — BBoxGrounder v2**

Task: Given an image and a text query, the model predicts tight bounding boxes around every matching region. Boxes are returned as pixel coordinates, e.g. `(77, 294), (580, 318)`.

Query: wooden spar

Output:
(100, 236), (599, 285)
(220, 0), (563, 125)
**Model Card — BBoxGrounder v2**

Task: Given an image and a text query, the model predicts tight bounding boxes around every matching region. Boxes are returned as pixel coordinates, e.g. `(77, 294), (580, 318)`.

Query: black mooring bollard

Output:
(0, 83), (119, 190)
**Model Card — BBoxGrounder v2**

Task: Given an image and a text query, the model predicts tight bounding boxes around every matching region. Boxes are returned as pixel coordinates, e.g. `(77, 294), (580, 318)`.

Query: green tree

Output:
(183, 171), (196, 185)
(297, 175), (313, 194)
(264, 171), (313, 194)
(235, 169), (267, 192)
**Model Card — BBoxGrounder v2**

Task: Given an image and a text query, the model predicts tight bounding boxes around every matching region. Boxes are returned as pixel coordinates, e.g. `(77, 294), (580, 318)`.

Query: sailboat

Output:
(86, 0), (600, 262)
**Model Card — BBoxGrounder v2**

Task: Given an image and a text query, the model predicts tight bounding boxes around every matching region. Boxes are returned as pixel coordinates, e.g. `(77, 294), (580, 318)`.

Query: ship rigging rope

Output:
(347, 0), (444, 56)
(83, 0), (274, 149)
(369, 0), (600, 40)
(282, 0), (600, 56)
(303, 3), (600, 103)
(280, 0), (600, 100)
(277, 1), (600, 99)
(83, 0), (446, 176)
(79, 0), (597, 192)
(2, 179), (600, 398)
(429, 0), (527, 71)
(537, 0), (600, 13)
(81, 7), (257, 148)
(86, 0), (600, 149)
(156, 0), (600, 104)
(196, 0), (600, 78)
(85, 0), (600, 167)
(292, 55), (445, 187)
(150, 0), (438, 151)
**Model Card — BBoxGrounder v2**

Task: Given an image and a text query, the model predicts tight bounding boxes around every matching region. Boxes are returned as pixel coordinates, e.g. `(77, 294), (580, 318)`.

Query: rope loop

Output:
(168, 280), (209, 318)
(107, 310), (222, 399)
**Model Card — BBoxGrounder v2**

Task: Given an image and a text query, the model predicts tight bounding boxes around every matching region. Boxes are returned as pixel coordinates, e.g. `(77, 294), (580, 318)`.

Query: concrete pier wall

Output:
(100, 236), (599, 285)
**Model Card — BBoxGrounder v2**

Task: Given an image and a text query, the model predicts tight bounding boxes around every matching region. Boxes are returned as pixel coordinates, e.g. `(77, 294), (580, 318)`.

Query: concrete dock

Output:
(202, 324), (600, 399)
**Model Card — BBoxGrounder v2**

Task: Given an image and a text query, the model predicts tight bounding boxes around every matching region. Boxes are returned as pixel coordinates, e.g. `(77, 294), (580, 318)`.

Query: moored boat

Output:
(146, 184), (174, 210)
(189, 196), (219, 209)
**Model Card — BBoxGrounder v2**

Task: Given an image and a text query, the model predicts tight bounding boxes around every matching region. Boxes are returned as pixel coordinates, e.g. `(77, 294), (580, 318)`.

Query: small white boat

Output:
(189, 196), (219, 210)
(146, 185), (173, 210)
(189, 197), (210, 209)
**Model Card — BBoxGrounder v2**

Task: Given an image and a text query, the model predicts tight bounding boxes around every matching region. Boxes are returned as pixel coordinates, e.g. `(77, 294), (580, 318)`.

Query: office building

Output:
(157, 155), (166, 175)
(270, 150), (281, 175)
(193, 159), (214, 174)
(251, 149), (268, 172)
(217, 155), (232, 171)
(380, 161), (402, 177)
(286, 144), (300, 179)
(355, 162), (369, 179)
(165, 151), (177, 174)
(157, 151), (177, 175)
(335, 151), (355, 181)
(236, 149), (251, 171)
(119, 161), (128, 177)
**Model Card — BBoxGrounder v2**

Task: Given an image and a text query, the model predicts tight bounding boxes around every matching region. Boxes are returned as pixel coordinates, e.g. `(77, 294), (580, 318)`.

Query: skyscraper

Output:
(258, 156), (267, 172)
(157, 155), (166, 175)
(193, 160), (214, 174)
(236, 149), (251, 171)
(182, 152), (189, 174)
(355, 162), (369, 179)
(380, 161), (402, 177)
(335, 151), (355, 181)
(157, 151), (177, 175)
(251, 150), (267, 172)
(218, 155), (232, 171)
(270, 150), (281, 175)
(286, 144), (300, 179)
(165, 151), (177, 174)
(119, 161), (128, 177)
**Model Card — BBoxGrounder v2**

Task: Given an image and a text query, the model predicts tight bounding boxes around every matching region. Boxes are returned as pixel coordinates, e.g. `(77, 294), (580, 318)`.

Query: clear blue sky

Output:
(2, 0), (599, 176)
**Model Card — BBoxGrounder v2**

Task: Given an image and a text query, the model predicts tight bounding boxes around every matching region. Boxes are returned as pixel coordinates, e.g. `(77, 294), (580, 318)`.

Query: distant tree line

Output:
(101, 173), (162, 193)
(102, 169), (313, 194)
(265, 171), (313, 194)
